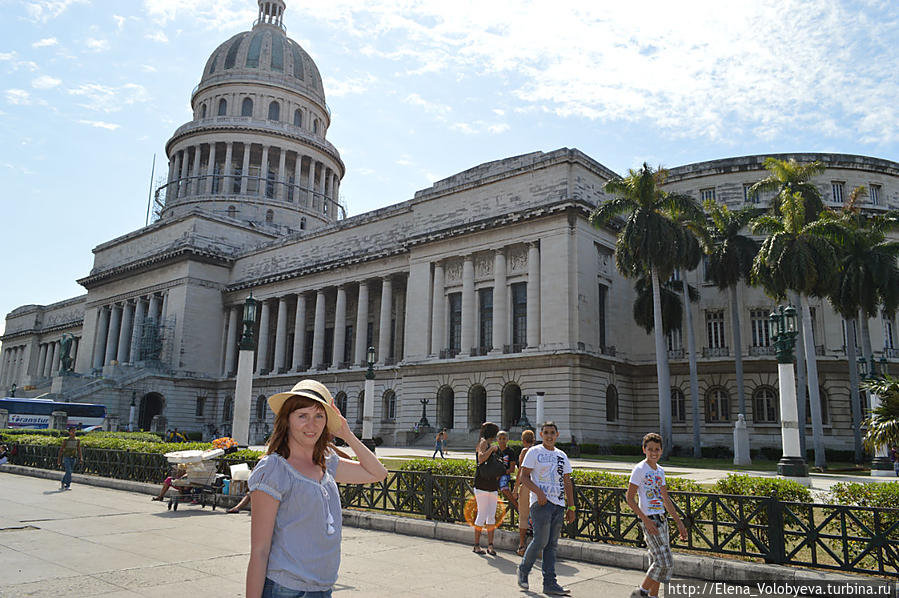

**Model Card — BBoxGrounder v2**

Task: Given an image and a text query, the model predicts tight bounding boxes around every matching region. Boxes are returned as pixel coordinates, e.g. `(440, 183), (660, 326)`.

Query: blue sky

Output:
(2, 0), (899, 335)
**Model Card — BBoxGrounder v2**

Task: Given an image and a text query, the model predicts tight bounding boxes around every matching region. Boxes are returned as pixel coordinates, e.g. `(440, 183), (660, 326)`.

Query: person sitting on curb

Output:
(151, 464), (188, 501)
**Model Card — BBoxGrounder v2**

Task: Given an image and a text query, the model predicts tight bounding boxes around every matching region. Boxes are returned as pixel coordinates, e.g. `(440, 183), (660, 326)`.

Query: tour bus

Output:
(0, 397), (107, 429)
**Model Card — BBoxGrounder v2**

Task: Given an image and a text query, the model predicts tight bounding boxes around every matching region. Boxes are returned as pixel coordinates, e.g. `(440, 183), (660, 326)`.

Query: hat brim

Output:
(267, 390), (343, 435)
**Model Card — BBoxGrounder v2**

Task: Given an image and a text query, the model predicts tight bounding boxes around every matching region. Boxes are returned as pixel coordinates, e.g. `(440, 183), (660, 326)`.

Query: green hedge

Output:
(712, 473), (812, 502)
(827, 481), (899, 508)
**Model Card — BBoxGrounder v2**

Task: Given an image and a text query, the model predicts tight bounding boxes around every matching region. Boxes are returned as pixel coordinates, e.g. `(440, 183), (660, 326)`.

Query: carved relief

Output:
(509, 246), (528, 272)
(445, 260), (463, 282)
(597, 245), (613, 274)
(475, 254), (493, 279)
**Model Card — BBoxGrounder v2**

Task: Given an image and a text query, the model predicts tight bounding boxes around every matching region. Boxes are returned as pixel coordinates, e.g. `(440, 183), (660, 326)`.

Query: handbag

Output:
(478, 449), (506, 479)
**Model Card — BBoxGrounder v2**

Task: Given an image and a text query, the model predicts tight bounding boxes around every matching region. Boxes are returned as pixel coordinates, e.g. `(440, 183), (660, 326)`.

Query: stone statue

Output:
(59, 333), (74, 373)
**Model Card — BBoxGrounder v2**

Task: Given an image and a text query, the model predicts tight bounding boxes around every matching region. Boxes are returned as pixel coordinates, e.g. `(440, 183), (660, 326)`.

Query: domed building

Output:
(3, 1), (899, 459)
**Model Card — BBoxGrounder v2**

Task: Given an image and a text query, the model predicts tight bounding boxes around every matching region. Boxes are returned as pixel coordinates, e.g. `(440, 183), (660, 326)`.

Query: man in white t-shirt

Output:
(626, 432), (687, 598)
(516, 421), (575, 596)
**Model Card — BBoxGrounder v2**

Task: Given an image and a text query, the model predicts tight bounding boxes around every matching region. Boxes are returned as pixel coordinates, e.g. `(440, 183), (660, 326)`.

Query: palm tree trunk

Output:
(651, 266), (673, 456)
(846, 318), (863, 463)
(800, 296), (826, 469)
(682, 270), (701, 458)
(730, 286), (746, 416)
(791, 291), (808, 455)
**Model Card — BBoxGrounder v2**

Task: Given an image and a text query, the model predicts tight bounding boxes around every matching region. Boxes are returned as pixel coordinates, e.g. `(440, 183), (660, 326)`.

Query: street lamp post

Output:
(362, 346), (377, 453)
(233, 294), (258, 446)
(128, 390), (137, 432)
(418, 398), (431, 429)
(769, 306), (810, 484)
(519, 394), (533, 431)
(857, 355), (894, 477)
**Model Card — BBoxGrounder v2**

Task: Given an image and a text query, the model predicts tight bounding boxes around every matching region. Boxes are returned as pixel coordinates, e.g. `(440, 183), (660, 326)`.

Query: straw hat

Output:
(267, 379), (343, 435)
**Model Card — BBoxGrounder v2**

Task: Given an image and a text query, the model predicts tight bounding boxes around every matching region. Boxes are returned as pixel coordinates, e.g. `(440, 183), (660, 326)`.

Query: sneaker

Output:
(629, 588), (649, 598)
(516, 566), (528, 590)
(543, 584), (571, 596)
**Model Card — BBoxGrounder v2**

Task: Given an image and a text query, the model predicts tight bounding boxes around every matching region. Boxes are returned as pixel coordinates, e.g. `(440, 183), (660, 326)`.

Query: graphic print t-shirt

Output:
(520, 444), (572, 507)
(500, 447), (516, 473)
(628, 459), (666, 515)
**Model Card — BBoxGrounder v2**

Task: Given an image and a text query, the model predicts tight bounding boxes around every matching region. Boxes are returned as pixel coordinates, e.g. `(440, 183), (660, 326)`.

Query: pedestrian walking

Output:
(472, 421), (504, 555)
(513, 428), (536, 556)
(497, 430), (518, 511)
(56, 426), (83, 490)
(626, 432), (688, 598)
(432, 429), (447, 459)
(246, 379), (388, 598)
(516, 421), (575, 595)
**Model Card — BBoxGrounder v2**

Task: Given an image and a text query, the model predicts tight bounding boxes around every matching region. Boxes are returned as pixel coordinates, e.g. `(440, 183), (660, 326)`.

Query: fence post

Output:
(423, 473), (433, 520)
(765, 497), (786, 564)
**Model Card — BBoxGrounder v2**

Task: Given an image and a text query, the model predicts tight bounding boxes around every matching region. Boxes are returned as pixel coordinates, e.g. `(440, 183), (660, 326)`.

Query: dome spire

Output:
(256, 1), (286, 30)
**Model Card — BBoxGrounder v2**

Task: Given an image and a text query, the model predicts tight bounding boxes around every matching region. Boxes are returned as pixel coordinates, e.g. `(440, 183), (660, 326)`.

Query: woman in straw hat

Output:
(246, 380), (387, 598)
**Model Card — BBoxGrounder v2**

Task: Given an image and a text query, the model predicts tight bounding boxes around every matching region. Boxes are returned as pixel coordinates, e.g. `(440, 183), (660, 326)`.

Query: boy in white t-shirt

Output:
(626, 433), (687, 598)
(516, 421), (575, 596)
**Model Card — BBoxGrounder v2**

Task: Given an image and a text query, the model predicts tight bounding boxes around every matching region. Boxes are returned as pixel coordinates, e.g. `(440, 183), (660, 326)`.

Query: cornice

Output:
(78, 244), (233, 289)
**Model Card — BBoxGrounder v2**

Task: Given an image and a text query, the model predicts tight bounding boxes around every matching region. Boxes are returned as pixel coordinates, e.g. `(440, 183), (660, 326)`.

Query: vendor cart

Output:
(163, 448), (224, 511)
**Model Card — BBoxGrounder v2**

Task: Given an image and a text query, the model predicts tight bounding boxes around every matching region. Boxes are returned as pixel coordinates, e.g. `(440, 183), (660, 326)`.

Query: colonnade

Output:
(92, 292), (167, 370)
(223, 276), (401, 376)
(0, 344), (27, 387)
(34, 336), (80, 380)
(166, 142), (341, 217)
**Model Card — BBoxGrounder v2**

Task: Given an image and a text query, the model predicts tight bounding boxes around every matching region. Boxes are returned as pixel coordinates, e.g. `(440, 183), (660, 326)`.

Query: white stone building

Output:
(3, 1), (899, 452)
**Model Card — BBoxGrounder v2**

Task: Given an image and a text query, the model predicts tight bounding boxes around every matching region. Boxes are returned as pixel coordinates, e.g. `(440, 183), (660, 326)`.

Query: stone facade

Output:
(3, 1), (899, 452)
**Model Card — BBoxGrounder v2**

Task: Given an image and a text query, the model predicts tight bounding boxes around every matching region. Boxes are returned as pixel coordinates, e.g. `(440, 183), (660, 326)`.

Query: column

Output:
(72, 337), (79, 366)
(104, 304), (122, 365)
(292, 293), (307, 371)
(259, 145), (270, 197)
(431, 262), (445, 355)
(223, 142), (234, 194)
(273, 296), (288, 373)
(130, 298), (146, 363)
(178, 148), (189, 198)
(317, 162), (326, 212)
(225, 305), (240, 375)
(117, 301), (134, 363)
(461, 255), (475, 355)
(206, 142), (217, 194)
(332, 285), (346, 368)
(170, 152), (182, 198)
(50, 341), (60, 375)
(256, 299), (272, 375)
(294, 154), (303, 206)
(354, 282), (369, 366)
(311, 289), (326, 369)
(240, 142), (251, 195)
(527, 242), (541, 348)
(491, 249), (507, 353)
(93, 307), (110, 369)
(160, 292), (168, 320)
(393, 286), (405, 360)
(37, 344), (48, 378)
(278, 147), (288, 201)
(378, 277), (393, 364)
(148, 294), (161, 323)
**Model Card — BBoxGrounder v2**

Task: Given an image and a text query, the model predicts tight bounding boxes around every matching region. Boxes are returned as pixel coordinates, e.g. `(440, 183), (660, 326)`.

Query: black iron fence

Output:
(7, 448), (898, 577)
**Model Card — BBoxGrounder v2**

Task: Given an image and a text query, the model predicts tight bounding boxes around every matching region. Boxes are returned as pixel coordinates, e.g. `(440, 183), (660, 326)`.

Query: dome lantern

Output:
(255, 0), (287, 31)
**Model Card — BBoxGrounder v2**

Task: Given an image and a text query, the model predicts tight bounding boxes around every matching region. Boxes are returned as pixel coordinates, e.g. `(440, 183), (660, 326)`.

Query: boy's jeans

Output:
(519, 502), (565, 588)
(62, 457), (76, 488)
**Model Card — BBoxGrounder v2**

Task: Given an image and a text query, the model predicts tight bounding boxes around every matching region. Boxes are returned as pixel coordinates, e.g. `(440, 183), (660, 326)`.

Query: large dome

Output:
(195, 12), (325, 105)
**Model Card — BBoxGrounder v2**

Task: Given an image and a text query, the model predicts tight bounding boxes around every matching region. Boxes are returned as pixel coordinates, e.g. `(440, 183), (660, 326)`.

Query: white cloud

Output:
(404, 93), (451, 116)
(323, 74), (376, 97)
(68, 83), (150, 112)
(145, 31), (169, 43)
(32, 38), (59, 48)
(25, 0), (86, 22)
(77, 119), (121, 130)
(142, 0), (254, 31)
(85, 38), (110, 52)
(141, 64), (158, 73)
(6, 89), (32, 105)
(0, 52), (15, 61)
(32, 75), (61, 89)
(113, 15), (126, 30)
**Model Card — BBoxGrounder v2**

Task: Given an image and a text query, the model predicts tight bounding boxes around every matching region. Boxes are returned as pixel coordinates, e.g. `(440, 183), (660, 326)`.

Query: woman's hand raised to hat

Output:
(331, 407), (354, 443)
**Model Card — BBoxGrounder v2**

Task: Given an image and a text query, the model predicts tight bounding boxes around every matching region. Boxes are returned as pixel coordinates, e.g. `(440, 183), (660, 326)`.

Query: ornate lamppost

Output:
(233, 294), (258, 446)
(769, 306), (809, 484)
(857, 355), (894, 476)
(362, 346), (377, 452)
(418, 398), (431, 429)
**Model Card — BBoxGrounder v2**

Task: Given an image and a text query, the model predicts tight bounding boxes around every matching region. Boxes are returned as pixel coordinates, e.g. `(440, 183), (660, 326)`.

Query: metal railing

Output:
(749, 346), (776, 356)
(702, 346), (730, 358)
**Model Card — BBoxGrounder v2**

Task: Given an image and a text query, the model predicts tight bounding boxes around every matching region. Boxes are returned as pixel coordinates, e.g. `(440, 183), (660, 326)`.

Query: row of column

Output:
(0, 344), (27, 387)
(92, 292), (167, 370)
(224, 277), (398, 376)
(35, 337), (79, 379)
(167, 142), (340, 213)
(430, 242), (540, 355)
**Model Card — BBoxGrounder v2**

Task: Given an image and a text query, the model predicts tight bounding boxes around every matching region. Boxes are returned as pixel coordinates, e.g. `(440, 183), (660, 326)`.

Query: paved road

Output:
(0, 471), (660, 597)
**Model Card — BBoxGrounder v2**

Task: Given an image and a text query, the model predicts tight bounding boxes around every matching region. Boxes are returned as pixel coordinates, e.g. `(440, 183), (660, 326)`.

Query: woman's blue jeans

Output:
(261, 578), (332, 598)
(519, 502), (565, 588)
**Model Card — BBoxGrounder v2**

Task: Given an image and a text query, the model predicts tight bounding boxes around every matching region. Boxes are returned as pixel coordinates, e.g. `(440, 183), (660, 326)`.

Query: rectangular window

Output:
(195, 397), (205, 417)
(750, 309), (771, 347)
(323, 327), (334, 367)
(870, 184), (881, 206)
(743, 183), (758, 204)
(344, 324), (354, 365)
(667, 327), (682, 351)
(841, 319), (858, 350)
(700, 187), (716, 202)
(304, 330), (314, 369)
(448, 293), (462, 355)
(478, 288), (493, 353)
(511, 283), (527, 350)
(389, 317), (396, 361)
(832, 181), (845, 203)
(706, 388), (730, 423)
(671, 389), (686, 423)
(702, 255), (712, 282)
(366, 322), (373, 353)
(883, 311), (896, 350)
(706, 310), (726, 349)
(598, 284), (608, 351)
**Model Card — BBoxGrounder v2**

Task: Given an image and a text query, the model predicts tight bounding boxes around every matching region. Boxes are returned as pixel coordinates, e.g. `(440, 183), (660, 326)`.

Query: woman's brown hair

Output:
(266, 395), (332, 471)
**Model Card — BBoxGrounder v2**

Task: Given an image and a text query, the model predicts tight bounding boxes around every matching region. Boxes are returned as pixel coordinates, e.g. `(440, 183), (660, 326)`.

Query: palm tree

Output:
(591, 163), (704, 454)
(702, 201), (761, 420)
(860, 376), (899, 454)
(751, 190), (841, 469)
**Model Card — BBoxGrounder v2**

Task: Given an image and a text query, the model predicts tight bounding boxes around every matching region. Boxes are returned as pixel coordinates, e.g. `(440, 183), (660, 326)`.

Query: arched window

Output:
(268, 101), (280, 121)
(705, 387), (730, 423)
(200, 103), (207, 118)
(265, 209), (274, 224)
(300, 216), (306, 230)
(468, 384), (487, 430)
(293, 109), (302, 127)
(501, 383), (521, 430)
(255, 394), (267, 421)
(606, 384), (618, 422)
(241, 97), (253, 117)
(671, 387), (686, 423)
(223, 396), (234, 421)
(382, 390), (396, 421)
(753, 386), (778, 423)
(227, 205), (237, 218)
(334, 391), (348, 417)
(437, 385), (455, 429)
(313, 119), (319, 135)
(218, 98), (227, 116)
